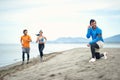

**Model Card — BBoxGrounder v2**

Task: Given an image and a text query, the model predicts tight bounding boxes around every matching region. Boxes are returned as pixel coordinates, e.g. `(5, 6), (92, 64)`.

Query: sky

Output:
(0, 0), (120, 44)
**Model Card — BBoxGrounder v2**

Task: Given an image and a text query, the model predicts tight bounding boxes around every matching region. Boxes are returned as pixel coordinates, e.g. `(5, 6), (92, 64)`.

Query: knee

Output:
(95, 48), (100, 53)
(40, 51), (43, 53)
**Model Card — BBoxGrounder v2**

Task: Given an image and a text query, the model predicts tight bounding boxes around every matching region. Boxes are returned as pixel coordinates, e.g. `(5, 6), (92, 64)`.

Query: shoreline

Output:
(1, 48), (120, 80)
(0, 51), (63, 80)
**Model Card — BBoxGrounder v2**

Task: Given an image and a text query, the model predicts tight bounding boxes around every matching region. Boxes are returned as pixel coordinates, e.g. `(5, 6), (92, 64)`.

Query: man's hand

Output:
(21, 42), (24, 46)
(87, 44), (90, 47)
(25, 39), (31, 42)
(88, 25), (91, 29)
(27, 39), (32, 42)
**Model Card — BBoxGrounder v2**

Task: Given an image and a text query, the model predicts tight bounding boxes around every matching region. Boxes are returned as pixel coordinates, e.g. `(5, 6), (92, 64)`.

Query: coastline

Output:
(0, 51), (62, 80)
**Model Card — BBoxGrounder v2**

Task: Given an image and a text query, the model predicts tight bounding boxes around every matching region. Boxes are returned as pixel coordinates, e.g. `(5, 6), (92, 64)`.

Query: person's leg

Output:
(22, 52), (25, 62)
(90, 43), (99, 58)
(40, 51), (43, 58)
(95, 52), (101, 59)
(89, 43), (99, 62)
(26, 48), (30, 64)
(100, 53), (104, 57)
(40, 44), (44, 58)
(38, 44), (42, 58)
(22, 47), (25, 64)
(26, 53), (29, 64)
(40, 44), (44, 62)
(39, 44), (44, 62)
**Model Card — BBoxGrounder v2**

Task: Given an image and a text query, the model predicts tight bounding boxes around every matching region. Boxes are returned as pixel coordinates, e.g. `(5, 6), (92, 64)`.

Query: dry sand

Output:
(0, 48), (120, 80)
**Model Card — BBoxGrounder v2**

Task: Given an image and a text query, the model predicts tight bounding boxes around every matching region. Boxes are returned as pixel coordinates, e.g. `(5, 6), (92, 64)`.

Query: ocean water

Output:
(0, 43), (120, 67)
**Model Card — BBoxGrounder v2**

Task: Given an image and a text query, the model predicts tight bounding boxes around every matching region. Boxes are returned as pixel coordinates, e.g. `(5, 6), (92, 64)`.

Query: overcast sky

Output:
(0, 0), (120, 43)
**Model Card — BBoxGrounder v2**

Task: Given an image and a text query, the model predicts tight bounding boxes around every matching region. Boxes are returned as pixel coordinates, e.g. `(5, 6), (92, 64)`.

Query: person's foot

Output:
(89, 58), (96, 62)
(27, 61), (29, 64)
(103, 52), (108, 59)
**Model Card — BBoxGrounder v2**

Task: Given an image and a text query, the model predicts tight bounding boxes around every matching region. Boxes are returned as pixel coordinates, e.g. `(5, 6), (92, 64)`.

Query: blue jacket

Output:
(86, 27), (104, 44)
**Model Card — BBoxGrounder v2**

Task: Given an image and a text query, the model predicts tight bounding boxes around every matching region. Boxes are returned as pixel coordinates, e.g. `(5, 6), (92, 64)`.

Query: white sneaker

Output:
(89, 58), (96, 62)
(103, 52), (108, 59)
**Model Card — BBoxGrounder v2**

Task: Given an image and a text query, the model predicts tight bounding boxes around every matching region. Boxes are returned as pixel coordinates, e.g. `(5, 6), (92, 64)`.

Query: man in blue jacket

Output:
(86, 19), (107, 62)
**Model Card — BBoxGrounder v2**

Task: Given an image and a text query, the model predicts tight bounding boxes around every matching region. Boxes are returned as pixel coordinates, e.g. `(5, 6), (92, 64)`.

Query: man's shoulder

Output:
(96, 27), (102, 34)
(96, 27), (102, 31)
(21, 35), (24, 38)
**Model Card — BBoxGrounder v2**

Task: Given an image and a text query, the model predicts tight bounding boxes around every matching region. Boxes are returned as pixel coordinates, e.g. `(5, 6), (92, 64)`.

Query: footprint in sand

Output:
(58, 73), (62, 75)
(98, 75), (112, 80)
(49, 74), (55, 77)
(98, 74), (104, 79)
(77, 69), (87, 73)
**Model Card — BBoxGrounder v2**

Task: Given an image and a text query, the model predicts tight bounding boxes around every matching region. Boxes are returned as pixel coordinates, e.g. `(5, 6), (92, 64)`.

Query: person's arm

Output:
(28, 36), (32, 42)
(86, 26), (91, 39)
(36, 37), (39, 43)
(89, 29), (102, 44)
(20, 37), (23, 46)
(44, 36), (47, 44)
(20, 37), (22, 43)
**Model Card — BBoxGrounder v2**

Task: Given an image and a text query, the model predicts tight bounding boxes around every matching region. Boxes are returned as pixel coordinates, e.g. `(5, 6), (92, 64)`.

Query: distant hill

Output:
(47, 34), (120, 43)
(47, 37), (90, 43)
(104, 34), (120, 43)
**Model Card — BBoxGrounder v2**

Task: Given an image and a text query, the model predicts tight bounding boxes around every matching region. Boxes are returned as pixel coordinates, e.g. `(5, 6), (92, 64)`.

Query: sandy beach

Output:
(0, 48), (120, 80)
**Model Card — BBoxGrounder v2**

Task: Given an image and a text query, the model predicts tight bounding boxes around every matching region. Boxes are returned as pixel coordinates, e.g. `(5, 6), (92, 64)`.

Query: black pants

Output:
(22, 52), (29, 62)
(90, 43), (104, 59)
(38, 44), (44, 58)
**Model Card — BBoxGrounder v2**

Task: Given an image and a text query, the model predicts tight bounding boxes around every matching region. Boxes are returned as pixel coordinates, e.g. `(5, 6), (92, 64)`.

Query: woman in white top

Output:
(36, 30), (47, 62)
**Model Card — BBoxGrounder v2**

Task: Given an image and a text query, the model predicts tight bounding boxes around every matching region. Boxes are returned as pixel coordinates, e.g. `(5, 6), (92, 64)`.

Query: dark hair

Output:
(23, 29), (27, 33)
(90, 19), (96, 25)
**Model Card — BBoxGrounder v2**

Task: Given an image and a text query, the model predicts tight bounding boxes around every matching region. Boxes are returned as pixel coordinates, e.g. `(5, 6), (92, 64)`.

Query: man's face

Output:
(24, 31), (28, 35)
(91, 21), (96, 29)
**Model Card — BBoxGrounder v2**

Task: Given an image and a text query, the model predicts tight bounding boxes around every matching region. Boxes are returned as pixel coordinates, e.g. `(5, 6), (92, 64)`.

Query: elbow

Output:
(86, 33), (91, 38)
(86, 35), (90, 39)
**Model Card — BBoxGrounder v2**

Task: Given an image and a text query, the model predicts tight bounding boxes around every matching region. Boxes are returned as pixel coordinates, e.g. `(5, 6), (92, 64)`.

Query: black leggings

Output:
(38, 44), (44, 58)
(90, 43), (104, 59)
